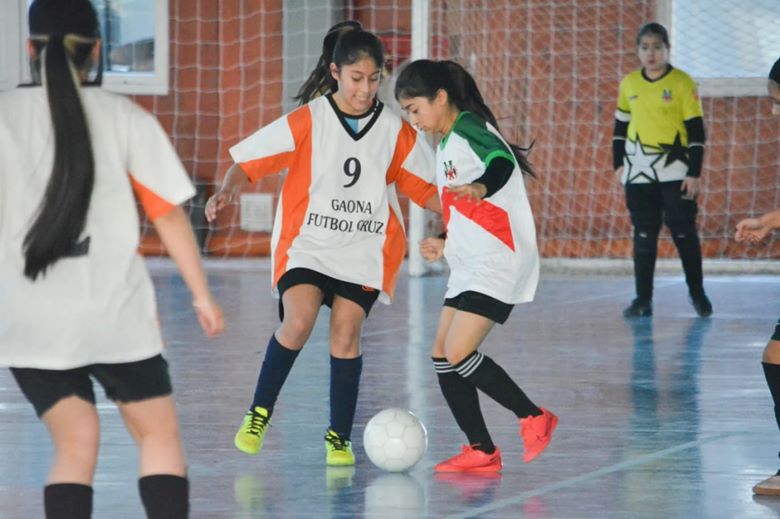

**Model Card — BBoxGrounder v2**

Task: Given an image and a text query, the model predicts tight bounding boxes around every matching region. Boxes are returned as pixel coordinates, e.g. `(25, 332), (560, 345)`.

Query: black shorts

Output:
(10, 354), (172, 417)
(276, 268), (380, 321)
(772, 319), (780, 341)
(444, 291), (514, 324)
(624, 181), (698, 231)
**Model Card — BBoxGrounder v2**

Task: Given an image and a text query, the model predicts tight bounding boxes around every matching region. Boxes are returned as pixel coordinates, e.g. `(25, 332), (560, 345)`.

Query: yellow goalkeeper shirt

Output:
(615, 66), (703, 183)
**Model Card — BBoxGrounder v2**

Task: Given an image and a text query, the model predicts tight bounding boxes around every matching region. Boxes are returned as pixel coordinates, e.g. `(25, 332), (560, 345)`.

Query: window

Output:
(2, 0), (168, 94)
(658, 0), (780, 96)
(92, 0), (169, 95)
(0, 1), (24, 91)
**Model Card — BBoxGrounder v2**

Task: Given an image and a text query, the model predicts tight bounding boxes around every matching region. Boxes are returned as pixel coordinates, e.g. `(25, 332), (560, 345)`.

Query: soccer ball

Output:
(363, 408), (427, 472)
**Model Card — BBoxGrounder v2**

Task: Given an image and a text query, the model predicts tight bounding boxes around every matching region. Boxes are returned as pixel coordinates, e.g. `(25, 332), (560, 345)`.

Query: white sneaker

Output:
(753, 473), (780, 496)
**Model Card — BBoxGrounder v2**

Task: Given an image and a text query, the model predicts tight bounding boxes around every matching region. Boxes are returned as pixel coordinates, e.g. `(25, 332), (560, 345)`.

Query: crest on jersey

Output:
(662, 89), (672, 102)
(443, 160), (457, 181)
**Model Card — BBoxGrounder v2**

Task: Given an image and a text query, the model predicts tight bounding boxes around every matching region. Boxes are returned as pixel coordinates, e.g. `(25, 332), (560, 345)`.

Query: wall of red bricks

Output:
(136, 0), (780, 259)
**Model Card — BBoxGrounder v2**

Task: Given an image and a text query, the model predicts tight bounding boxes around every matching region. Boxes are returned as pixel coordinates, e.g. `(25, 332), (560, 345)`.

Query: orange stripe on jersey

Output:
(273, 106), (312, 286)
(441, 187), (515, 251)
(396, 167), (437, 206)
(239, 151), (295, 183)
(387, 121), (436, 206)
(129, 173), (176, 220)
(381, 209), (404, 300)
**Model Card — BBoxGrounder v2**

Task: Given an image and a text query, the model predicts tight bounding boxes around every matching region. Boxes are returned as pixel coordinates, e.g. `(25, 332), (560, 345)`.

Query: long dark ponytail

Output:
(24, 0), (99, 280)
(395, 59), (535, 177)
(294, 21), (385, 105)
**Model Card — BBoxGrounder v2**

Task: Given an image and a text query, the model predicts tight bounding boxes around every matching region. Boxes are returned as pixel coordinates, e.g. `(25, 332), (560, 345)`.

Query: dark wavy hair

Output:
(294, 21), (385, 105)
(395, 59), (535, 177)
(24, 0), (100, 280)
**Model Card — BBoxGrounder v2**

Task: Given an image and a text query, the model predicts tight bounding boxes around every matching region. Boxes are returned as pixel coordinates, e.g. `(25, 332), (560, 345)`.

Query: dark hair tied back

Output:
(294, 20), (363, 104)
(294, 21), (385, 105)
(395, 59), (536, 177)
(23, 0), (98, 280)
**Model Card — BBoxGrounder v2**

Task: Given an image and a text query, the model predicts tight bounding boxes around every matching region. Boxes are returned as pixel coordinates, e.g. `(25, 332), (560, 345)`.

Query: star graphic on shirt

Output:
(658, 132), (689, 168)
(624, 134), (665, 183)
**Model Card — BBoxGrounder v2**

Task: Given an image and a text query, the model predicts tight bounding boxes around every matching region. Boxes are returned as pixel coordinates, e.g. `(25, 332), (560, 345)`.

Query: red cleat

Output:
(519, 407), (558, 463)
(434, 445), (502, 473)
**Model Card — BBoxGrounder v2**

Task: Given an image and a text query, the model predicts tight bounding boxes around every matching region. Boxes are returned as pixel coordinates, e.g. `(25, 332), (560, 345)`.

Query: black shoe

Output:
(690, 294), (713, 318)
(623, 299), (652, 318)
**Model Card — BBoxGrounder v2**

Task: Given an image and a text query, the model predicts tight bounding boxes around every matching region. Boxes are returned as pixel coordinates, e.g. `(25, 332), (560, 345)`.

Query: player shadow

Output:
(751, 494), (780, 517)
(622, 317), (711, 515)
(434, 471), (502, 506)
(364, 472), (426, 516)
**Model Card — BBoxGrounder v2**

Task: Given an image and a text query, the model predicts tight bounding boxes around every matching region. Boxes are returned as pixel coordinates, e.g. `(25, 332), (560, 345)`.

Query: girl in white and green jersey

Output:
(395, 59), (557, 472)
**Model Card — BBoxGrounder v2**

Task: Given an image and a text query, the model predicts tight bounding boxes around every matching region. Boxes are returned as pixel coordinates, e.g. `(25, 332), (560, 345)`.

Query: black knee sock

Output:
(633, 227), (658, 302)
(251, 334), (300, 413)
(433, 358), (495, 454)
(329, 355), (362, 440)
(139, 475), (188, 519)
(671, 229), (704, 297)
(454, 351), (541, 419)
(44, 483), (92, 519)
(763, 362), (780, 432)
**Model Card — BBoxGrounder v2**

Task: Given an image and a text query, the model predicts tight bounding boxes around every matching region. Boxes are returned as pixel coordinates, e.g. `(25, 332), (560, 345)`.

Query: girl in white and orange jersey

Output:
(0, 1), (223, 516)
(396, 59), (557, 473)
(206, 22), (439, 466)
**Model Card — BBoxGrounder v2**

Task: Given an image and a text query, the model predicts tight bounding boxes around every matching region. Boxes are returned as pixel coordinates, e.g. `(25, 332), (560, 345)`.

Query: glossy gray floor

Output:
(3, 262), (780, 518)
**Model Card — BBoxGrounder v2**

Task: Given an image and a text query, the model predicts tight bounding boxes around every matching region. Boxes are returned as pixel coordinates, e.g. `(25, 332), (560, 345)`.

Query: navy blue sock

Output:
(251, 334), (300, 414)
(44, 483), (92, 519)
(329, 355), (363, 440)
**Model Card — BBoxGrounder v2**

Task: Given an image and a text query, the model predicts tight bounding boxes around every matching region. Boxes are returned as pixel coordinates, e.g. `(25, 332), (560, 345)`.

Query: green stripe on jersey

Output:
(442, 111), (515, 167)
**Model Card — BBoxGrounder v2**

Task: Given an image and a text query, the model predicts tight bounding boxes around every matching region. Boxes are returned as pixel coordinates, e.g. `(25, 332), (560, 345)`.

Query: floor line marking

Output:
(445, 431), (733, 519)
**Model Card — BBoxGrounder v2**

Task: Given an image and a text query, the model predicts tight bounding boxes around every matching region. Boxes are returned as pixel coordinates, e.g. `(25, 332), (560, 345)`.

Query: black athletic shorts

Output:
(276, 268), (380, 321)
(772, 319), (780, 341)
(10, 354), (172, 417)
(444, 291), (514, 324)
(624, 180), (698, 230)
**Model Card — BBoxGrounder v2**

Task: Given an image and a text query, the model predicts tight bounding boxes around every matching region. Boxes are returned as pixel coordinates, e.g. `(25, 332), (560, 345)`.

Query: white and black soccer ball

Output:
(363, 408), (427, 472)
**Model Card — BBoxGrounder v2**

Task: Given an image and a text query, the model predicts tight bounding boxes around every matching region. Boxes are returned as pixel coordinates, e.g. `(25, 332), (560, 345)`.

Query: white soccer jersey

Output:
(0, 87), (195, 369)
(230, 94), (437, 304)
(437, 112), (539, 304)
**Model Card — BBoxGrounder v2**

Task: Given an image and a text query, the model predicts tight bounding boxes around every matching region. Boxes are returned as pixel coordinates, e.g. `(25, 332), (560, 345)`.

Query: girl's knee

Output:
(329, 326), (361, 358)
(278, 316), (315, 349)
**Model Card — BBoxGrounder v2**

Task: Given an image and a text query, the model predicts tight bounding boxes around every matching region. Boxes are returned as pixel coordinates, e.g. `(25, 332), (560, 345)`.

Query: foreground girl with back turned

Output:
(206, 22), (439, 466)
(0, 1), (224, 517)
(395, 59), (557, 472)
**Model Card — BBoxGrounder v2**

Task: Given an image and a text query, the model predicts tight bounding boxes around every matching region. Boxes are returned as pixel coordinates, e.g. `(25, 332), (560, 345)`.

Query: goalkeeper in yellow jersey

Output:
(612, 22), (712, 318)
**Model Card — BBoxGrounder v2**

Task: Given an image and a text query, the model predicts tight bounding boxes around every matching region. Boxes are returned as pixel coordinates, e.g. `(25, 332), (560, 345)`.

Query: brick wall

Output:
(137, 0), (780, 259)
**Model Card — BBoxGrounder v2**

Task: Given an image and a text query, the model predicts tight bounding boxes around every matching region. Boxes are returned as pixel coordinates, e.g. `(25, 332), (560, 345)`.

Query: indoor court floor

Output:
(2, 259), (780, 518)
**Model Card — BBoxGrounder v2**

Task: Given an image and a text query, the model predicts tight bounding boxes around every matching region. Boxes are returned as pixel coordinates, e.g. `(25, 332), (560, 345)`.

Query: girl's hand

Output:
(449, 182), (487, 204)
(735, 217), (770, 244)
(419, 237), (445, 262)
(681, 177), (699, 200)
(205, 190), (233, 222)
(192, 295), (225, 337)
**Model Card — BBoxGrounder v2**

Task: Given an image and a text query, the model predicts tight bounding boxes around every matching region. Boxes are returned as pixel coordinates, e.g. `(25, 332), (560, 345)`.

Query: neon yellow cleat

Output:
(325, 429), (355, 466)
(234, 406), (271, 455)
